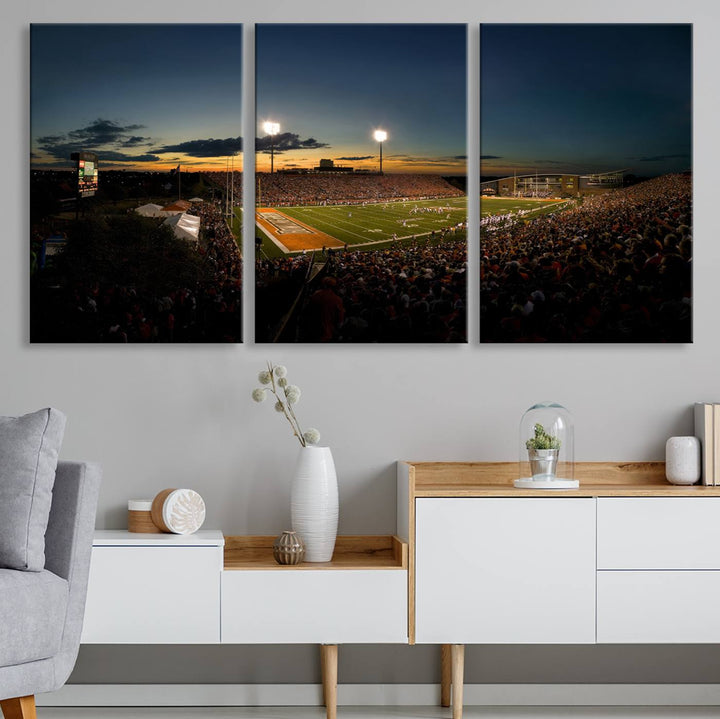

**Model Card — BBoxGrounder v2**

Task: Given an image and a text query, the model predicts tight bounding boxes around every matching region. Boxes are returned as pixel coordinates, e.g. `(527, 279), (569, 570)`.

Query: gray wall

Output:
(7, 0), (719, 687)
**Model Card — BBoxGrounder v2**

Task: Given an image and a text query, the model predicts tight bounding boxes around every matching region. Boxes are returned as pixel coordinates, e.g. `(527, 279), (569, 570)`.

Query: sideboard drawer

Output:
(597, 570), (720, 643)
(82, 545), (222, 643)
(221, 569), (407, 644)
(597, 498), (720, 569)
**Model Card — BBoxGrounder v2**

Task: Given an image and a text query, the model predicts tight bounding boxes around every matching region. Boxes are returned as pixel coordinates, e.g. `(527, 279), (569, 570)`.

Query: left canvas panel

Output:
(30, 24), (243, 343)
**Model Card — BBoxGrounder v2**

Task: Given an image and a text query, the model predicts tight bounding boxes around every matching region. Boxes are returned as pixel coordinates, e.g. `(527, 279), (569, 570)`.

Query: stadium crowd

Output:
(205, 171), (243, 207)
(257, 173), (464, 206)
(36, 200), (243, 343)
(481, 174), (692, 342)
(257, 228), (467, 343)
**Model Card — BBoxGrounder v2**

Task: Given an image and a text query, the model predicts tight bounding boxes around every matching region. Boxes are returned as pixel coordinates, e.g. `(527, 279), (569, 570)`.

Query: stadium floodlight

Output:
(373, 129), (388, 174)
(263, 121), (281, 174)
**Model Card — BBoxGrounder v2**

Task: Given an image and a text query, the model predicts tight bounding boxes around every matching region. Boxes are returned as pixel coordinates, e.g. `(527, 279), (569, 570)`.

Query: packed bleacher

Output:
(256, 226), (467, 343)
(204, 171), (243, 207)
(481, 174), (692, 342)
(256, 173), (464, 206)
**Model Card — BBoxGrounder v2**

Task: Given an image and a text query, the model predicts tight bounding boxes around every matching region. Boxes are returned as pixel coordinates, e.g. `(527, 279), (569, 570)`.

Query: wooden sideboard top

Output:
(224, 535), (408, 571)
(400, 461), (720, 497)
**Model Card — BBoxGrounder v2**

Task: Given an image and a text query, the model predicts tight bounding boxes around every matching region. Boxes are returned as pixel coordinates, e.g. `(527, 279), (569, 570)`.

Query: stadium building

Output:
(481, 169), (626, 198)
(314, 159), (354, 173)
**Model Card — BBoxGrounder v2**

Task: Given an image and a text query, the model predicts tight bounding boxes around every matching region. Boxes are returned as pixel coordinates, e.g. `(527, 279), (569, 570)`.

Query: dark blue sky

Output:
(256, 24), (466, 173)
(31, 24), (242, 169)
(481, 24), (692, 177)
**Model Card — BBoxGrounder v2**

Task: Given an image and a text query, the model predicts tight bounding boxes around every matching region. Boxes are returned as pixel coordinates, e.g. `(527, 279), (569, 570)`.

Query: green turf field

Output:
(256, 197), (467, 258)
(253, 196), (573, 258)
(481, 197), (572, 218)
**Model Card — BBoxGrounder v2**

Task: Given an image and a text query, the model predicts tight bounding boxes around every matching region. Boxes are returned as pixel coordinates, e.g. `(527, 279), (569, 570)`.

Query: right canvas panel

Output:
(480, 24), (692, 343)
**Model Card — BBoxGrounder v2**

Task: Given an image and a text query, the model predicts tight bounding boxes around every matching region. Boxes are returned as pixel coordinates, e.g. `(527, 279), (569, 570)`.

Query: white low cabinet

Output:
(222, 569), (407, 644)
(415, 497), (596, 644)
(81, 530), (224, 644)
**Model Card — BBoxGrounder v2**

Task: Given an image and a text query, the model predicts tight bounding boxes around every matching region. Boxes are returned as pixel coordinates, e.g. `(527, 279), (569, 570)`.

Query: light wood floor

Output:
(35, 708), (720, 718)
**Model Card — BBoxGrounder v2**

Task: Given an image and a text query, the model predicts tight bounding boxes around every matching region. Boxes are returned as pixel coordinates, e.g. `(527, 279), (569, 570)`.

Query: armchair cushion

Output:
(0, 568), (68, 668)
(0, 409), (66, 571)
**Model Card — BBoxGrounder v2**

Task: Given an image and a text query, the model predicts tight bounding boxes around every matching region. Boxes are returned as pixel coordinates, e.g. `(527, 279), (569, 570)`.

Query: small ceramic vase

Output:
(665, 436), (701, 485)
(273, 530), (305, 566)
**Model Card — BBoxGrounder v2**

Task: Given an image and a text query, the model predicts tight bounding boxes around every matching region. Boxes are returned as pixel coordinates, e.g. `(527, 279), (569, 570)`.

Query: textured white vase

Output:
(291, 446), (338, 562)
(665, 436), (701, 485)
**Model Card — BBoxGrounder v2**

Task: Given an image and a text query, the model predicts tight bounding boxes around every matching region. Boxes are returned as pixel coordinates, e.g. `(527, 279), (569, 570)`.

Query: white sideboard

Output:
(398, 461), (720, 719)
(81, 532), (407, 719)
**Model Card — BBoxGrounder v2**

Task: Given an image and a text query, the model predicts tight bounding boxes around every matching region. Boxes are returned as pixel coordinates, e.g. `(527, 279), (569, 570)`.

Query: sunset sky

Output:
(481, 24), (692, 178)
(31, 24), (242, 172)
(256, 24), (467, 175)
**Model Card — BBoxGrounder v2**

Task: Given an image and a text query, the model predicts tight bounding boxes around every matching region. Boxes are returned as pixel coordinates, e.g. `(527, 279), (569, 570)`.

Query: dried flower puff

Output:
(303, 428), (321, 445)
(252, 388), (266, 403)
(274, 365), (288, 379)
(258, 371), (272, 385)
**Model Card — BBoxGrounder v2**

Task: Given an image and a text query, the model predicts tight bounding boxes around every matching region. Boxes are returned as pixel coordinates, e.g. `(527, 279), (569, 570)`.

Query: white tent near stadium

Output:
(135, 203), (165, 217)
(163, 212), (201, 243)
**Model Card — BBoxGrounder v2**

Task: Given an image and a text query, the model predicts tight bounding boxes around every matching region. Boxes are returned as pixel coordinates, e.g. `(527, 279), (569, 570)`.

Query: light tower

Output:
(373, 129), (387, 174)
(263, 121), (280, 174)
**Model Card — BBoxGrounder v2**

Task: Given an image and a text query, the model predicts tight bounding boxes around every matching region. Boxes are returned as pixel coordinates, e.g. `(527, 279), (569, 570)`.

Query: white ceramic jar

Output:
(665, 436), (701, 485)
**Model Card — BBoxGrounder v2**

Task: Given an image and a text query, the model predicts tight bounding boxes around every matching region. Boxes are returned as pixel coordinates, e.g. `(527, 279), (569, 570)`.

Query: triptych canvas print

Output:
(29, 23), (691, 344)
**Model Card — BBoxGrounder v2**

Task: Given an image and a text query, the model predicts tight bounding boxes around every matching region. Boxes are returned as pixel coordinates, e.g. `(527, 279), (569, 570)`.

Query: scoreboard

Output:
(71, 151), (99, 197)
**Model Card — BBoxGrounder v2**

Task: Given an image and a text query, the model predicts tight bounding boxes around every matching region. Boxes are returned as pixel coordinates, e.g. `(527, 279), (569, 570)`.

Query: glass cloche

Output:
(515, 402), (577, 489)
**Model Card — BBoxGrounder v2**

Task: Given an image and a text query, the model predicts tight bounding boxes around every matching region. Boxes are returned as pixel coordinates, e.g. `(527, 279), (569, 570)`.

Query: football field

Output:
(481, 196), (571, 218)
(252, 196), (572, 257)
(256, 197), (467, 256)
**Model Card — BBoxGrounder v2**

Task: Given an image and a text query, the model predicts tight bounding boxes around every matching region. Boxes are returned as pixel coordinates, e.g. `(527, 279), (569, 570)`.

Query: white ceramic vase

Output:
(665, 436), (701, 485)
(291, 446), (338, 562)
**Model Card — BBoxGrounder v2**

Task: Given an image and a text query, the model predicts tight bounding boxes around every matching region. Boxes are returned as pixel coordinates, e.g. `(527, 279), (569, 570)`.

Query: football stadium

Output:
(250, 171), (468, 343)
(480, 172), (692, 343)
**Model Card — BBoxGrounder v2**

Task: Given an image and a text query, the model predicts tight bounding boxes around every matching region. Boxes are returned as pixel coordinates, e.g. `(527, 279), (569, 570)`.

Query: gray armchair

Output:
(0, 461), (101, 719)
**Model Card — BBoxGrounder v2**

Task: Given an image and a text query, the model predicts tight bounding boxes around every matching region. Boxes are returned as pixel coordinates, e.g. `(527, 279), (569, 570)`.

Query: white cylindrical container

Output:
(151, 488), (206, 534)
(665, 436), (701, 485)
(291, 446), (338, 562)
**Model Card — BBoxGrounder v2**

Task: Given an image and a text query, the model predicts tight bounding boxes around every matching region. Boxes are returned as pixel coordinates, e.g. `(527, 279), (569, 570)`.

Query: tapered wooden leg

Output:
(320, 644), (328, 706)
(320, 644), (338, 719)
(1, 696), (37, 719)
(451, 644), (464, 719)
(441, 644), (452, 707)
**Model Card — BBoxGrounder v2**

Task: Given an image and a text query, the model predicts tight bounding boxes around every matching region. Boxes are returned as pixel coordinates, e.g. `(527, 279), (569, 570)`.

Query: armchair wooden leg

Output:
(320, 644), (338, 719)
(441, 644), (452, 707)
(1, 696), (37, 719)
(451, 644), (465, 719)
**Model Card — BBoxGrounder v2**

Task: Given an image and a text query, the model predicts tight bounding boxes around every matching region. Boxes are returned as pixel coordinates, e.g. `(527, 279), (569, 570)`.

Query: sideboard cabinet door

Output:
(415, 498), (596, 644)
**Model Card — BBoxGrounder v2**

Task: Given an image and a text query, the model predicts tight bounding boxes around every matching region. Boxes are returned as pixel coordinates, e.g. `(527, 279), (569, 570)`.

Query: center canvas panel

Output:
(255, 24), (467, 344)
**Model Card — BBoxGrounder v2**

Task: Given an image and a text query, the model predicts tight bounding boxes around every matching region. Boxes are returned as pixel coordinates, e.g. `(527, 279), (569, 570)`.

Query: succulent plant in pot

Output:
(526, 423), (561, 479)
